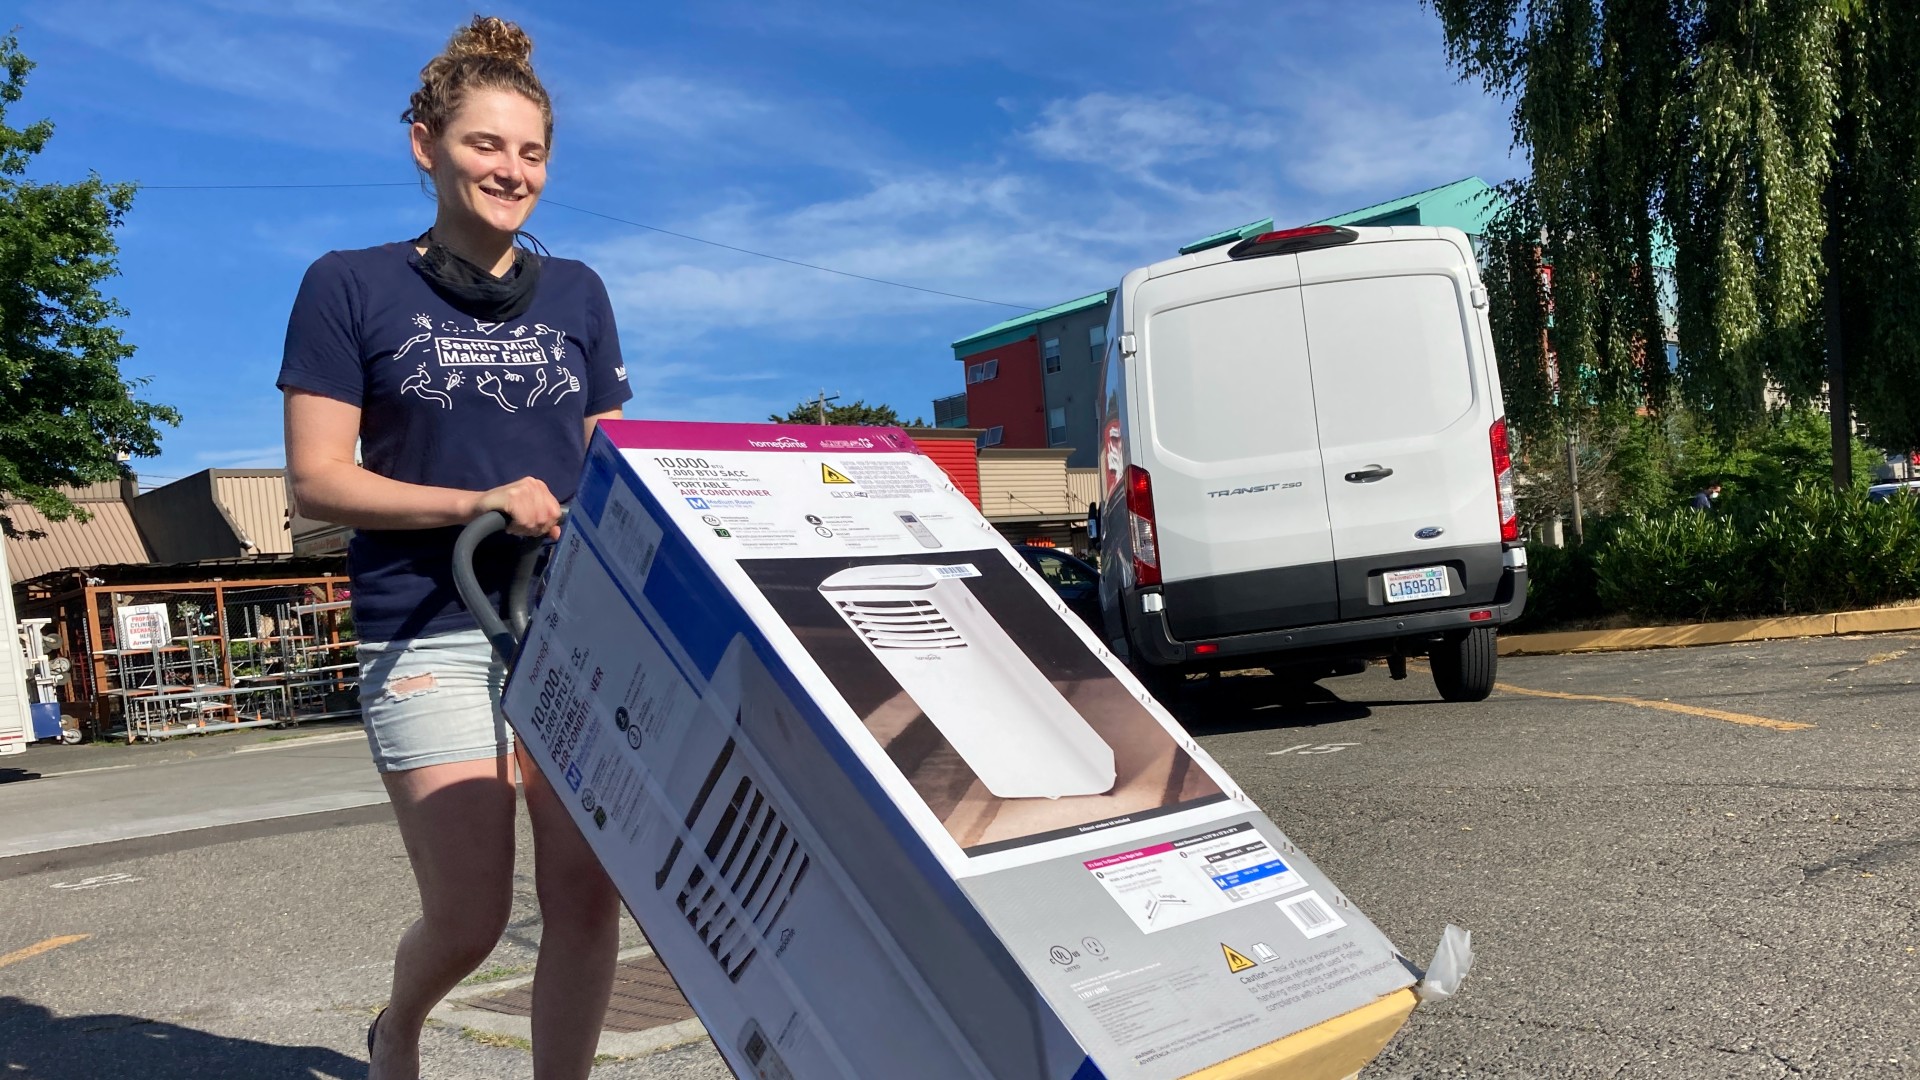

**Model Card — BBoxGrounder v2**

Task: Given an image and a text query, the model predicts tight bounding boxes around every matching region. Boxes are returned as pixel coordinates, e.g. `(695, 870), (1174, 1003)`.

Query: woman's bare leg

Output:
(517, 744), (622, 1079)
(370, 753), (518, 1080)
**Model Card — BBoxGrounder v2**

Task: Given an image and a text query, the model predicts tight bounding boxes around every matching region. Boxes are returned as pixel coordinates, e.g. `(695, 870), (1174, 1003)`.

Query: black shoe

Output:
(367, 1007), (386, 1059)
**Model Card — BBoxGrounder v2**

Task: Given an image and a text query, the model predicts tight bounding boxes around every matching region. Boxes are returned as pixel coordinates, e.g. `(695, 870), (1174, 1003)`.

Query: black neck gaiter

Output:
(412, 231), (543, 322)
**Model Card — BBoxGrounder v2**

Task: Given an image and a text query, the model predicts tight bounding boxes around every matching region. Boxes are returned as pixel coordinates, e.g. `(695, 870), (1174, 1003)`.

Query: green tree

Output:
(768, 398), (925, 426)
(1428, 0), (1910, 456)
(0, 33), (177, 536)
(1830, 0), (1920, 451)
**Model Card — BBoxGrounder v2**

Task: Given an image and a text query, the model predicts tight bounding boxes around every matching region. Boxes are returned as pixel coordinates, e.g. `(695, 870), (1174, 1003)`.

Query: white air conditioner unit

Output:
(819, 564), (1115, 800)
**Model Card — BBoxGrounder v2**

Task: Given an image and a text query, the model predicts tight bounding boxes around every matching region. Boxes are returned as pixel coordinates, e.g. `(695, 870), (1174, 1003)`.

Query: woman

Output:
(278, 16), (629, 1080)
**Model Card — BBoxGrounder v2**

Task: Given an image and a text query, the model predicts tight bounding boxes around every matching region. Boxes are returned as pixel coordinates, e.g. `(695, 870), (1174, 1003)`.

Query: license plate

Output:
(1383, 566), (1450, 603)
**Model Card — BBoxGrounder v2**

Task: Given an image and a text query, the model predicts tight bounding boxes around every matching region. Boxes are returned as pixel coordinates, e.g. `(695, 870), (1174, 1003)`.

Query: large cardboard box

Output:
(501, 420), (1418, 1079)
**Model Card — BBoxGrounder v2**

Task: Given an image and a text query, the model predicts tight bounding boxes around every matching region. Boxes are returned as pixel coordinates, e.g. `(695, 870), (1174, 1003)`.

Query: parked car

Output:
(1092, 223), (1527, 702)
(1868, 481), (1920, 503)
(1014, 545), (1102, 629)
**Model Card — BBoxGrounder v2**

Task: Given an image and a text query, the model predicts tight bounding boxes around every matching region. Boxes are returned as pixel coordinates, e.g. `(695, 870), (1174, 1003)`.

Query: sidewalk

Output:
(0, 724), (385, 860)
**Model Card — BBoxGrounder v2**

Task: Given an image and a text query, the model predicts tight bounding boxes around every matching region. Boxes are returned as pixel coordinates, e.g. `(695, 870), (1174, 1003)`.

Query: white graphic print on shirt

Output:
(392, 314), (581, 413)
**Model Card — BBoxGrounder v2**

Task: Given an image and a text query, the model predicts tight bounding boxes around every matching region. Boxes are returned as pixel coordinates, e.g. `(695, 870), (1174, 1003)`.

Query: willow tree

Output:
(1428, 0), (1909, 479)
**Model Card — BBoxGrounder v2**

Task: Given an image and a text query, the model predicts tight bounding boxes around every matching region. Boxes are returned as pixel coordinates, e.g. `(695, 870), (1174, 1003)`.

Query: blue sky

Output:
(16, 0), (1517, 488)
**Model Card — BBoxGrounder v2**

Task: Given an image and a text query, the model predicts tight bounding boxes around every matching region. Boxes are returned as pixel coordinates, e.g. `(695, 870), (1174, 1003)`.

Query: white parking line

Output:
(233, 731), (365, 754)
(38, 764), (139, 779)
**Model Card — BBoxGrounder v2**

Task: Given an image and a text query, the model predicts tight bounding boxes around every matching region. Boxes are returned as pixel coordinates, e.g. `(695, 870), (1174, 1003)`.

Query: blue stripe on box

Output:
(639, 530), (736, 681)
(1071, 1057), (1107, 1080)
(577, 434), (616, 527)
(1211, 858), (1292, 889)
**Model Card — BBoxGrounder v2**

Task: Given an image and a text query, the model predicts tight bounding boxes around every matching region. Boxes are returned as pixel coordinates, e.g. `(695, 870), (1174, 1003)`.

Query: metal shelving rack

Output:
(98, 589), (361, 742)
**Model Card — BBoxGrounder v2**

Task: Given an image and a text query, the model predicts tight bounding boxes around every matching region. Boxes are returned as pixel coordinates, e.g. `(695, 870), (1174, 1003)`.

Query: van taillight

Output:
(1490, 418), (1518, 543)
(1227, 225), (1358, 260)
(1126, 465), (1162, 587)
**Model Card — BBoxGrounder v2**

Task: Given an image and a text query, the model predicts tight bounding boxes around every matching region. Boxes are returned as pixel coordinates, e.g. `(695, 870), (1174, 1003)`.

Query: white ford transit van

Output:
(1093, 224), (1527, 702)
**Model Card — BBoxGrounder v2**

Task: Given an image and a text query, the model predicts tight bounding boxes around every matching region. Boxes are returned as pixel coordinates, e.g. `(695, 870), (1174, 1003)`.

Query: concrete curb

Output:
(1500, 606), (1920, 656)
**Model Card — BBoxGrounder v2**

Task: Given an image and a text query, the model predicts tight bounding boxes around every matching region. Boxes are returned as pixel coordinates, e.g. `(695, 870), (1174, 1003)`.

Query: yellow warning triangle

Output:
(1222, 944), (1256, 974)
(821, 464), (854, 484)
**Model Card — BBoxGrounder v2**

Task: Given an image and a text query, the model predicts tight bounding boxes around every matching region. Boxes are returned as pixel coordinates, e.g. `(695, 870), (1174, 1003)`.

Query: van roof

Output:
(1136, 225), (1473, 281)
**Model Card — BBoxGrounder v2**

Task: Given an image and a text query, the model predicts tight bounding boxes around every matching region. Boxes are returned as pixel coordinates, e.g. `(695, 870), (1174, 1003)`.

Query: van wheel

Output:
(1430, 628), (1497, 702)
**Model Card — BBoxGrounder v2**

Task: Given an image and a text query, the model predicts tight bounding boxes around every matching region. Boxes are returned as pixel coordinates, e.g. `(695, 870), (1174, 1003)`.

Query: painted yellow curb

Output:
(1833, 607), (1920, 635)
(1502, 606), (1920, 655)
(1181, 989), (1417, 1080)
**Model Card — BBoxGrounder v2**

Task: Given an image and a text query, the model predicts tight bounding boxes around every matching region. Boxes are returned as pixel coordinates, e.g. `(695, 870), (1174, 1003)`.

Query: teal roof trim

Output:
(1177, 218), (1274, 256)
(951, 290), (1113, 356)
(1313, 176), (1500, 236)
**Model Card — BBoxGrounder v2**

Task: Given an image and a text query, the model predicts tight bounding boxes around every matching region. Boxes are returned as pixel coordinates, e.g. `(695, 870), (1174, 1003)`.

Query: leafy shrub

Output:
(1751, 485), (1920, 613)
(1513, 528), (1604, 631)
(1556, 483), (1920, 624)
(1589, 509), (1764, 621)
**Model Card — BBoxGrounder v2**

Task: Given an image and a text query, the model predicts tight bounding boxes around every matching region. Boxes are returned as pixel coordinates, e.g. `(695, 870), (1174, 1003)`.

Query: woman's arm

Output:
(584, 408), (621, 443)
(284, 388), (563, 538)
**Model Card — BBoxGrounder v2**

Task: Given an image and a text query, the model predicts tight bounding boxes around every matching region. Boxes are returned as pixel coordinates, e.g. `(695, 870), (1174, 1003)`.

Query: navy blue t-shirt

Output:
(277, 242), (632, 643)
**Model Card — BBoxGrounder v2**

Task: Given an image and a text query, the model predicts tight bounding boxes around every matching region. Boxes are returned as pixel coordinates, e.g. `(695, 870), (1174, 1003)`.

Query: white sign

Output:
(116, 603), (172, 651)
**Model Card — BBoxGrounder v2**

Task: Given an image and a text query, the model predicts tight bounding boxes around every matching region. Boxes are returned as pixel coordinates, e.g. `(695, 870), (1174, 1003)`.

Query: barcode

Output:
(1278, 891), (1346, 938)
(1290, 896), (1331, 927)
(932, 563), (980, 579)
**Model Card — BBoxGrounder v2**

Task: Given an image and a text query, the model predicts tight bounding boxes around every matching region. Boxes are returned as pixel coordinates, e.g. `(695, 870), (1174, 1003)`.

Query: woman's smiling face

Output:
(412, 87), (548, 238)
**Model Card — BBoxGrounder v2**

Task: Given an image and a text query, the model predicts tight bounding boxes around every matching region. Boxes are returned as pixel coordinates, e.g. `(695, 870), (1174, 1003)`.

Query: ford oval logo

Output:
(1415, 526), (1445, 540)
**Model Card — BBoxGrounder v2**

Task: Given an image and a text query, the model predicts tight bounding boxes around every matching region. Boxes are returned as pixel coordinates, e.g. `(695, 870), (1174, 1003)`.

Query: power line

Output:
(138, 181), (1042, 311)
(142, 182), (416, 190)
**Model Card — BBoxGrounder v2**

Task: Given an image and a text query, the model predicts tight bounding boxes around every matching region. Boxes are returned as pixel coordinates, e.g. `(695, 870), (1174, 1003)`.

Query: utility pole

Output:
(1824, 224), (1850, 491)
(1565, 429), (1584, 544)
(814, 389), (841, 425)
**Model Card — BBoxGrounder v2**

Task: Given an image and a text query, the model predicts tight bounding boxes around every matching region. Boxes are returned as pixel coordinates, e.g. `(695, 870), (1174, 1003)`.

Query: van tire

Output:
(1430, 628), (1497, 702)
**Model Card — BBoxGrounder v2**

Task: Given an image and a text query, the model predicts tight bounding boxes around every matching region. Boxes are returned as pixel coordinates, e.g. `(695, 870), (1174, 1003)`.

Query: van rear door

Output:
(1298, 239), (1502, 620)
(1133, 259), (1339, 640)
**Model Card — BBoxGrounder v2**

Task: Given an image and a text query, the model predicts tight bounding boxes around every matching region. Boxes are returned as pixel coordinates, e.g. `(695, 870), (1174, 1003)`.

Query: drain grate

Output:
(464, 952), (698, 1034)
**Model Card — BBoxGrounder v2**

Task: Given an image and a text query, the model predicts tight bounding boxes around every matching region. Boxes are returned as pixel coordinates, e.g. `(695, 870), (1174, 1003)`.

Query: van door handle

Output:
(1344, 466), (1394, 484)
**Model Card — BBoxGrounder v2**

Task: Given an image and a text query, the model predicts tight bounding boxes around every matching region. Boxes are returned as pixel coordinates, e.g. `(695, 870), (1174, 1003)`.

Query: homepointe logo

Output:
(819, 437), (874, 449)
(747, 436), (808, 449)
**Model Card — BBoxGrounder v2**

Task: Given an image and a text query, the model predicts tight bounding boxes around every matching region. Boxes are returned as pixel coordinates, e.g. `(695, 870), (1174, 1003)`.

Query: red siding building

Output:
(907, 428), (982, 507)
(956, 335), (1046, 449)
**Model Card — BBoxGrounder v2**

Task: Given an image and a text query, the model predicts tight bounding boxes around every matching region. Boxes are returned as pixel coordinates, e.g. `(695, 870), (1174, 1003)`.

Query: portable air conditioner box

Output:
(500, 419), (1420, 1080)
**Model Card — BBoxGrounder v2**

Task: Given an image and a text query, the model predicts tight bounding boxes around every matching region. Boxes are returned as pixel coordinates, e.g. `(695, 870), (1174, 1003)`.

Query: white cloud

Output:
(603, 76), (778, 140)
(578, 71), (884, 172)
(1023, 92), (1276, 170)
(1277, 95), (1510, 200)
(32, 3), (355, 108)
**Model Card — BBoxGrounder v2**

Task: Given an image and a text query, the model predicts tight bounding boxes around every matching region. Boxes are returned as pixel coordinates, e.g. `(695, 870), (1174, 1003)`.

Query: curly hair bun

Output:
(405, 14), (552, 140)
(446, 15), (533, 65)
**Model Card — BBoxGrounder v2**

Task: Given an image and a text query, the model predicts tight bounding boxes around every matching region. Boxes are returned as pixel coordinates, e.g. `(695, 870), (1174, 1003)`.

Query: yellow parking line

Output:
(0, 934), (90, 970)
(1495, 683), (1814, 732)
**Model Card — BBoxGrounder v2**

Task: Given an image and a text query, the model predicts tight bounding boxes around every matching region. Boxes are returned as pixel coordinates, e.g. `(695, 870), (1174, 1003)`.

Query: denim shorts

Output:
(357, 628), (512, 773)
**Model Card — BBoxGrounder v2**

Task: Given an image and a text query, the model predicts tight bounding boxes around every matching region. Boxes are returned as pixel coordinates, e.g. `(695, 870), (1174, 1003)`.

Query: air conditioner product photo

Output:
(818, 563), (1116, 800)
(491, 418), (1427, 1080)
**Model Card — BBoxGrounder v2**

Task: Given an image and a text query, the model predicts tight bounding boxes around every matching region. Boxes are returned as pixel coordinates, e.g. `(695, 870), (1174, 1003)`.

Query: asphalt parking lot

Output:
(1180, 632), (1920, 1078)
(1, 632), (1916, 1078)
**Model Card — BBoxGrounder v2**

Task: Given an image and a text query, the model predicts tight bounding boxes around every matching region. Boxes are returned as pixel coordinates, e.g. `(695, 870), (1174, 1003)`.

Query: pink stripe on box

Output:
(1084, 842), (1175, 871)
(601, 419), (919, 454)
